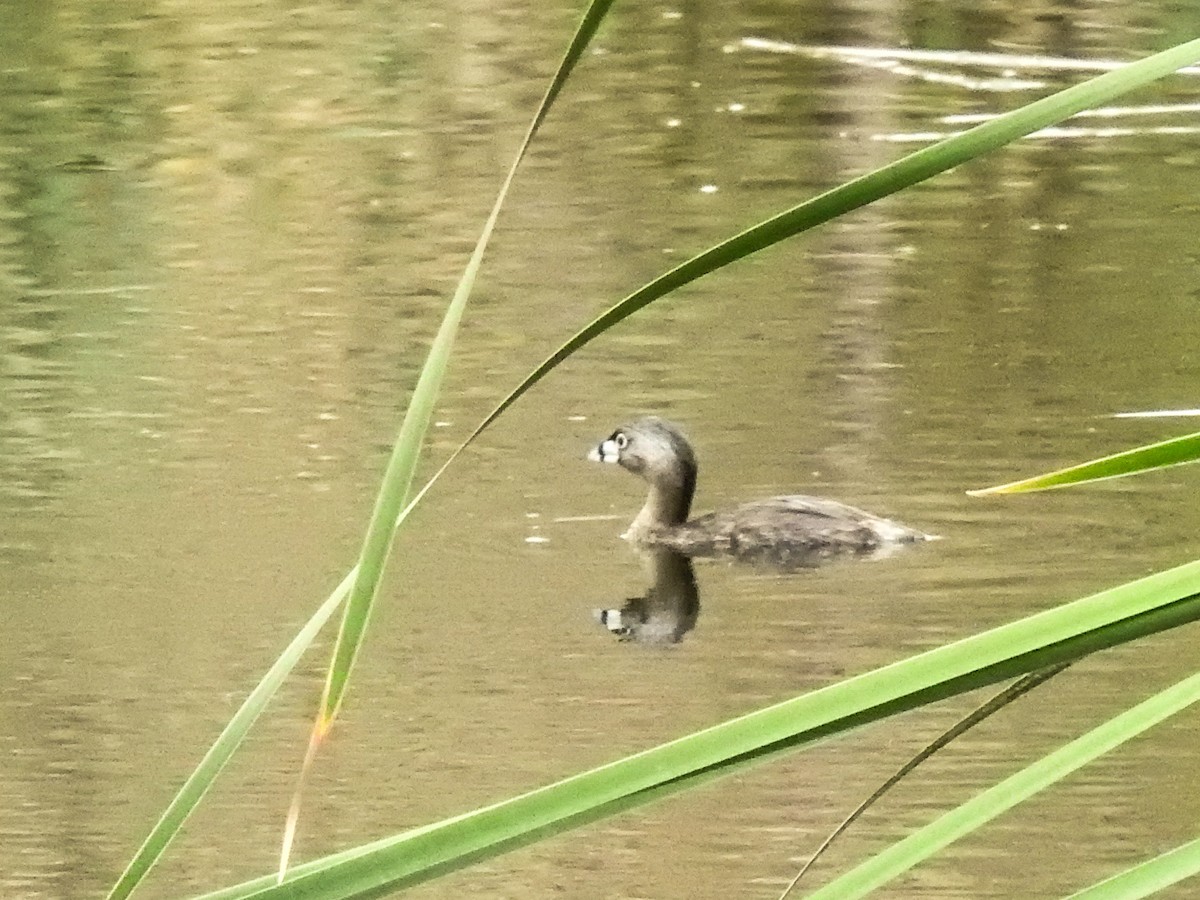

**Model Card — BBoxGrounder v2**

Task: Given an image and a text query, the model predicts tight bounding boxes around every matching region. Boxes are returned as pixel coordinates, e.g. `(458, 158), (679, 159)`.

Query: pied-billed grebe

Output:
(588, 417), (932, 563)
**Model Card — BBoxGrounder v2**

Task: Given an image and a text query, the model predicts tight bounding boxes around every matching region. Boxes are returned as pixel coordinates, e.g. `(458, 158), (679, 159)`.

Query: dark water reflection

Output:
(4, 1), (1200, 898)
(597, 548), (701, 645)
(596, 540), (932, 646)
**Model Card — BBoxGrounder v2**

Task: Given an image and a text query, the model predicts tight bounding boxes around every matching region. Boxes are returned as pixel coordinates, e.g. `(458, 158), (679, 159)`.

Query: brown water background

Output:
(3, 2), (1200, 897)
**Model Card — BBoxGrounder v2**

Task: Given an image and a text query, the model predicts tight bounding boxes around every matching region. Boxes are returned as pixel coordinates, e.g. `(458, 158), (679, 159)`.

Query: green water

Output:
(3, 2), (1200, 897)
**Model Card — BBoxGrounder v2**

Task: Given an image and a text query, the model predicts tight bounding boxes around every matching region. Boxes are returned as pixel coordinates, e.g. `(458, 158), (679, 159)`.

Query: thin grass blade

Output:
(317, 0), (616, 732)
(968, 430), (1200, 495)
(804, 670), (1200, 900)
(1066, 837), (1200, 900)
(104, 570), (354, 900)
(280, 0), (617, 879)
(390, 37), (1200, 537)
(426, 38), (1200, 466)
(778, 662), (1071, 899)
(190, 560), (1200, 899)
(108, 4), (616, 897)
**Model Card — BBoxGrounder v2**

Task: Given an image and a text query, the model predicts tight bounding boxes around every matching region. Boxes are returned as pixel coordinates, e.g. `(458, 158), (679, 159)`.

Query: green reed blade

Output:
(319, 0), (615, 728)
(391, 38), (1200, 585)
(420, 37), (1200, 468)
(779, 663), (1071, 899)
(969, 430), (1200, 495)
(188, 558), (1200, 899)
(1067, 837), (1200, 900)
(106, 3), (615, 897)
(104, 570), (353, 900)
(806, 670), (1200, 899)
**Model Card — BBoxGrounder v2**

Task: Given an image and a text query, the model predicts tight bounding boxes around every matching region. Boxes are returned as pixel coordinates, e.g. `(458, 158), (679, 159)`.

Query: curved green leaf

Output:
(432, 37), (1200, 472)
(190, 559), (1200, 899)
(104, 571), (353, 900)
(287, 0), (619, 880)
(778, 663), (1071, 899)
(320, 0), (616, 728)
(108, 3), (616, 896)
(390, 38), (1200, 546)
(1067, 837), (1200, 900)
(806, 671), (1200, 899)
(968, 430), (1200, 495)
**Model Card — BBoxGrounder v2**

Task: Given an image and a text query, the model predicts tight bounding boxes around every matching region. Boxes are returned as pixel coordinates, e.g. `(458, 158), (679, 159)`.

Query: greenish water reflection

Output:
(3, 2), (1200, 898)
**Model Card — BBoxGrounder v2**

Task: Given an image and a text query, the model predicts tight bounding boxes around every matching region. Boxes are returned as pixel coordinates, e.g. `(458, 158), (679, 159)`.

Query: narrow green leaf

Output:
(104, 571), (354, 900)
(424, 38), (1200, 470)
(968, 430), (1200, 495)
(392, 40), (1200, 550)
(190, 560), (1200, 899)
(806, 671), (1200, 899)
(386, 40), (1200, 555)
(320, 0), (617, 725)
(1067, 837), (1200, 900)
(107, 4), (616, 897)
(779, 663), (1071, 899)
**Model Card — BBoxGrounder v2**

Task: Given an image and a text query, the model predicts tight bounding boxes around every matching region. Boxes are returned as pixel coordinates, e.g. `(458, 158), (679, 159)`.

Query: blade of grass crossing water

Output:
(191, 561), (1200, 899)
(805, 670), (1200, 900)
(104, 569), (354, 900)
(1066, 837), (1200, 900)
(279, 0), (617, 880)
(968, 430), (1200, 495)
(408, 38), (1200, 487)
(318, 0), (616, 733)
(778, 663), (1072, 900)
(106, 4), (615, 898)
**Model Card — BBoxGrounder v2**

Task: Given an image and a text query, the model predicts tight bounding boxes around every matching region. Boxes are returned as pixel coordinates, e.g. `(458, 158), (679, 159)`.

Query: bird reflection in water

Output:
(596, 547), (699, 645)
(594, 540), (912, 645)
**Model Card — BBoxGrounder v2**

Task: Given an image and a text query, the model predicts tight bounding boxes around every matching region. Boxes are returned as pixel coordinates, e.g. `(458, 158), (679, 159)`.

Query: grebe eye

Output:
(614, 432), (628, 450)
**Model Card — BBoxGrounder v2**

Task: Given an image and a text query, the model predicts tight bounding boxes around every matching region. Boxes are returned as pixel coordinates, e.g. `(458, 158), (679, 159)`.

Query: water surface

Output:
(3, 2), (1200, 898)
